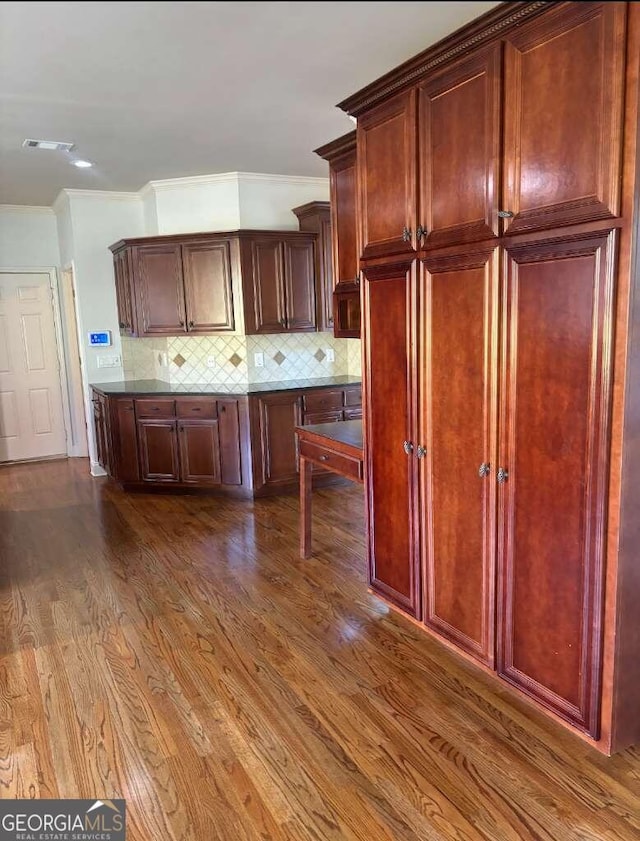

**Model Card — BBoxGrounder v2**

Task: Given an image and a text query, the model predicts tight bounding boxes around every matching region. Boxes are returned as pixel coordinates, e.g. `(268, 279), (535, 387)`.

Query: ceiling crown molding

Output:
(59, 188), (141, 202)
(0, 204), (54, 215)
(236, 172), (329, 187)
(143, 172), (240, 192)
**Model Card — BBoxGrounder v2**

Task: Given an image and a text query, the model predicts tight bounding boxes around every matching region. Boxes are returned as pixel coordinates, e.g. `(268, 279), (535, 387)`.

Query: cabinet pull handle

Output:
(179, 320), (185, 327)
(416, 445), (427, 459)
(497, 210), (514, 218)
(403, 440), (414, 455)
(188, 320), (195, 328)
(402, 226), (412, 242)
(191, 407), (202, 412)
(119, 321), (125, 329)
(319, 455), (329, 462)
(416, 225), (427, 241)
(497, 467), (509, 483)
(478, 462), (491, 478)
(354, 275), (360, 285)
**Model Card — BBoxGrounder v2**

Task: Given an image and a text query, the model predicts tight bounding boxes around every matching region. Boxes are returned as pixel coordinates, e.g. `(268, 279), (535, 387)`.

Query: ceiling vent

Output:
(22, 139), (75, 152)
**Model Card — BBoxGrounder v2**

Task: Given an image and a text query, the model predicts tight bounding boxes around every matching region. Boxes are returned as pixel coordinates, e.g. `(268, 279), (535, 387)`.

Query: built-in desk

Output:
(295, 420), (364, 558)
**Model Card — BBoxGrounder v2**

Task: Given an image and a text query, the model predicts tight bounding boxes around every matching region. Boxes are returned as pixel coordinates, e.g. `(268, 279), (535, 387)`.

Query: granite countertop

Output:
(90, 376), (362, 397)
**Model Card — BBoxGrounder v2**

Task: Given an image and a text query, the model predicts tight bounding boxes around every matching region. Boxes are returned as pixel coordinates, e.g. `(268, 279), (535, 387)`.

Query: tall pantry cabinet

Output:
(339, 0), (640, 753)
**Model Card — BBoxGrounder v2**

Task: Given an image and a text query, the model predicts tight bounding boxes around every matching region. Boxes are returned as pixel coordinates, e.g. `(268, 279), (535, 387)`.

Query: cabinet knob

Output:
(354, 275), (360, 285)
(498, 210), (514, 218)
(319, 455), (330, 462)
(403, 440), (414, 455)
(497, 467), (509, 483)
(416, 225), (428, 241)
(179, 320), (185, 328)
(416, 445), (427, 459)
(402, 226), (412, 242)
(188, 320), (195, 328)
(478, 462), (491, 478)
(119, 321), (125, 329)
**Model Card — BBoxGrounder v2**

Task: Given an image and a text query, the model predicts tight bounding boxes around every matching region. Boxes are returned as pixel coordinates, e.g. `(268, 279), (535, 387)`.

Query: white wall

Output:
(238, 173), (329, 229)
(54, 190), (145, 471)
(0, 205), (60, 267)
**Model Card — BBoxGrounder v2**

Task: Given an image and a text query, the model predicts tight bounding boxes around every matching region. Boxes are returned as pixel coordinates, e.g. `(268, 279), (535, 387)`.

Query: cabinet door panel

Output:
(138, 420), (179, 482)
(248, 240), (286, 334)
(218, 400), (243, 486)
(182, 240), (235, 333)
(114, 249), (135, 335)
(418, 45), (501, 249)
(498, 231), (616, 737)
(332, 149), (359, 285)
(284, 239), (317, 331)
(135, 244), (186, 336)
(256, 393), (302, 487)
(178, 420), (221, 485)
(503, 2), (625, 234)
(420, 248), (498, 666)
(320, 214), (334, 329)
(358, 90), (417, 259)
(114, 398), (139, 482)
(363, 262), (420, 617)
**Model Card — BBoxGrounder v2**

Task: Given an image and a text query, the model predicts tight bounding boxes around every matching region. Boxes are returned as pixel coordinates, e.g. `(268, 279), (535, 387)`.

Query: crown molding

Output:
(144, 172), (240, 192)
(236, 172), (328, 187)
(60, 188), (141, 202)
(0, 204), (54, 215)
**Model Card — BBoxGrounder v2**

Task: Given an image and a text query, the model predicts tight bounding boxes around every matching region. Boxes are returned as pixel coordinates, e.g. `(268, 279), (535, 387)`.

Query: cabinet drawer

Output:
(176, 398), (217, 419)
(344, 407), (363, 420)
(303, 389), (343, 413)
(135, 398), (176, 418)
(299, 439), (363, 481)
(344, 387), (362, 407)
(304, 410), (344, 425)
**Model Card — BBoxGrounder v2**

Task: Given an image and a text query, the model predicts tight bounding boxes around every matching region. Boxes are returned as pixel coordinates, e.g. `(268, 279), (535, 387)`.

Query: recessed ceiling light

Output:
(72, 159), (93, 168)
(23, 138), (75, 152)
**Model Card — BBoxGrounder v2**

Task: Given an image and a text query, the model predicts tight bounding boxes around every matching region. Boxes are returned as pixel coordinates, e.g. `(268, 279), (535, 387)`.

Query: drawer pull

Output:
(191, 407), (202, 412)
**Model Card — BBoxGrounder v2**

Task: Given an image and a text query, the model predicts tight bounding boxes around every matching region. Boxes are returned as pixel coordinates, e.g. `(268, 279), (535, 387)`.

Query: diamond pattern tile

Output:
(273, 351), (286, 365)
(314, 348), (326, 362)
(229, 353), (243, 368)
(173, 353), (186, 368)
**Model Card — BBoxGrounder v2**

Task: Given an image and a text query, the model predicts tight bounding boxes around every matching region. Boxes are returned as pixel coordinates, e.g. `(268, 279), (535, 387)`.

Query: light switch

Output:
(326, 348), (335, 363)
(254, 352), (264, 368)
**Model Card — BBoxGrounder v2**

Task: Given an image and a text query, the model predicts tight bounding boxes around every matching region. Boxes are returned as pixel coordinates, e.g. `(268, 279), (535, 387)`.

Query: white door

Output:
(0, 272), (67, 462)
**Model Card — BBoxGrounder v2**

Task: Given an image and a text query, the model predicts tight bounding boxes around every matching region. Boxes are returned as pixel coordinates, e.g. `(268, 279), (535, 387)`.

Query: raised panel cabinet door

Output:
(92, 395), (107, 471)
(358, 89), (417, 259)
(363, 261), (420, 617)
(320, 214), (334, 329)
(218, 400), (243, 486)
(418, 44), (501, 249)
(502, 1), (626, 234)
(182, 240), (235, 333)
(113, 398), (139, 482)
(134, 243), (187, 336)
(331, 148), (359, 286)
(498, 231), (617, 738)
(113, 249), (135, 335)
(248, 240), (286, 333)
(137, 419), (180, 482)
(419, 247), (499, 666)
(283, 238), (317, 331)
(178, 420), (222, 485)
(257, 392), (302, 486)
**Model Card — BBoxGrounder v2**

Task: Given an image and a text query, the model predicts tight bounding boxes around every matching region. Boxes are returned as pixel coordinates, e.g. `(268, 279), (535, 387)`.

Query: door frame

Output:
(60, 263), (89, 457)
(0, 266), (73, 460)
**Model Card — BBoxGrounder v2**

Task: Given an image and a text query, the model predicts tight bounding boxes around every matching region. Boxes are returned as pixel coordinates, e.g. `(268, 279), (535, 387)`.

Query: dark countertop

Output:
(90, 376), (362, 397)
(296, 419), (363, 452)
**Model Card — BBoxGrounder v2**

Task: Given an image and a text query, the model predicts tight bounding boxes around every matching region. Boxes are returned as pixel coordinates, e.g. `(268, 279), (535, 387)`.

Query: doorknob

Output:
(403, 440), (414, 455)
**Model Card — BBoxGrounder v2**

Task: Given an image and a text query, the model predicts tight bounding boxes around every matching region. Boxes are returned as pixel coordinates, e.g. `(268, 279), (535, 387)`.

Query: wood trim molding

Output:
(314, 131), (357, 162)
(337, 1), (549, 116)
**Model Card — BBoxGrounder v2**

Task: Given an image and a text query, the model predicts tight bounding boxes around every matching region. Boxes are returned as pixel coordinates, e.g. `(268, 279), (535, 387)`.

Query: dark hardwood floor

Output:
(0, 458), (638, 840)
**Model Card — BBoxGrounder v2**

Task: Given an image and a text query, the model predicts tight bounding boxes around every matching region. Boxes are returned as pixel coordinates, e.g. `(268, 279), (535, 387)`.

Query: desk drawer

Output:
(135, 398), (176, 418)
(303, 389), (343, 413)
(299, 439), (362, 481)
(304, 410), (343, 425)
(176, 398), (217, 419)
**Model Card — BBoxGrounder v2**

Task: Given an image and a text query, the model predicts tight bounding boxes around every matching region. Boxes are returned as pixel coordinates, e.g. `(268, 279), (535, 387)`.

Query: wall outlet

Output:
(206, 356), (216, 368)
(325, 348), (335, 363)
(254, 352), (264, 368)
(97, 354), (121, 368)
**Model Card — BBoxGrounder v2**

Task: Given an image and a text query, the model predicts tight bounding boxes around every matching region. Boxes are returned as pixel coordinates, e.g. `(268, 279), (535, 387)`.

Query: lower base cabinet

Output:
(92, 384), (362, 497)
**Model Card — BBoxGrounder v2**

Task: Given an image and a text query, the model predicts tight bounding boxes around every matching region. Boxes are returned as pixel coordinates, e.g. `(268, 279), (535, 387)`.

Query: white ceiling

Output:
(0, 1), (499, 206)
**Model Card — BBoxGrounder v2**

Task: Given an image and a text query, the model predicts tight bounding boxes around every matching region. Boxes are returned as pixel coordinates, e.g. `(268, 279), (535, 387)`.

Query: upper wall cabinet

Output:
(110, 230), (318, 337)
(315, 131), (361, 338)
(293, 201), (334, 332)
(350, 0), (625, 258)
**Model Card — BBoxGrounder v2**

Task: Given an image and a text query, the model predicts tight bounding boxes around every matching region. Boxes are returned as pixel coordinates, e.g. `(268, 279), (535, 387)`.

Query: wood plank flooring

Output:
(0, 458), (638, 840)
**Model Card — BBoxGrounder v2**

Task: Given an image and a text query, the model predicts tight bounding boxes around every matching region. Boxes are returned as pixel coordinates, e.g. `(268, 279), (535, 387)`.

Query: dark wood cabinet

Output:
(134, 243), (186, 336)
(419, 247), (498, 667)
(92, 392), (110, 474)
(253, 392), (303, 489)
(243, 234), (317, 334)
(363, 262), (420, 618)
(178, 420), (221, 485)
(182, 240), (235, 333)
(315, 132), (361, 339)
(338, 0), (640, 753)
(110, 230), (317, 337)
(502, 2), (625, 235)
(293, 202), (334, 331)
(138, 419), (180, 482)
(113, 398), (139, 482)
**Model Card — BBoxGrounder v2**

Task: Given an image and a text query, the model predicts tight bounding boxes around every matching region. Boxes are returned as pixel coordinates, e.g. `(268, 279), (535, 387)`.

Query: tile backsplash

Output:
(121, 334), (362, 384)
